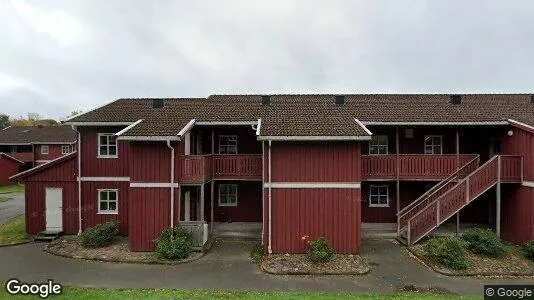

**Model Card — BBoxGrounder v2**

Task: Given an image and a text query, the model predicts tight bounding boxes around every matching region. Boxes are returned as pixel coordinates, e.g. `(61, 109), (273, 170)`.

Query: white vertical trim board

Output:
(263, 182), (361, 189)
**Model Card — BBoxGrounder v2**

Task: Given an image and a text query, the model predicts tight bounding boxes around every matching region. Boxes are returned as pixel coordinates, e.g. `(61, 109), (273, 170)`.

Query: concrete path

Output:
(0, 238), (531, 295)
(0, 193), (24, 226)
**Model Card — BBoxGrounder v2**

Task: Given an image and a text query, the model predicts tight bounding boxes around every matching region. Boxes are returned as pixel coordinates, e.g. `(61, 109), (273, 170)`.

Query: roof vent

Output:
(450, 95), (461, 105)
(152, 99), (165, 109)
(261, 95), (271, 106)
(37, 124), (43, 129)
(335, 95), (345, 106)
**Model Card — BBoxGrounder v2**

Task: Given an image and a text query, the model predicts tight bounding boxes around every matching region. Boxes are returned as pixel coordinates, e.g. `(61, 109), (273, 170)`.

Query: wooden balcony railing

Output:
(178, 154), (262, 184)
(362, 154), (479, 180)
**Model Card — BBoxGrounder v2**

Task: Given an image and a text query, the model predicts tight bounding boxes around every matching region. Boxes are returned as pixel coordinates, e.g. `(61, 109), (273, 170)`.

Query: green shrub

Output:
(424, 236), (470, 270)
(81, 221), (119, 247)
(461, 227), (508, 258)
(155, 227), (192, 260)
(250, 243), (264, 262)
(307, 237), (334, 263)
(523, 241), (534, 260)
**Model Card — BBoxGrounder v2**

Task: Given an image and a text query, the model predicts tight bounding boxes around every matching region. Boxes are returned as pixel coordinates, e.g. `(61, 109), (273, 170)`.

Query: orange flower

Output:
(301, 234), (309, 241)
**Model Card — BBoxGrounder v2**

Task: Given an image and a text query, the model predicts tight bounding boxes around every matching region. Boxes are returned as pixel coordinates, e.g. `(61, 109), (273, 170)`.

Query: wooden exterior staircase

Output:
(397, 155), (523, 246)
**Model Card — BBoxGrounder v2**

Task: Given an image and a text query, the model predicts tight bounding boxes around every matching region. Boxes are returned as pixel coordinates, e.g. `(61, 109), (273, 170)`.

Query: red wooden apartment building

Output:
(0, 125), (76, 186)
(10, 94), (534, 253)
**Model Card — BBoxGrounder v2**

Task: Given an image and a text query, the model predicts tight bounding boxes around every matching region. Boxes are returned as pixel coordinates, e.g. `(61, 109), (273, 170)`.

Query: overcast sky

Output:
(0, 0), (533, 120)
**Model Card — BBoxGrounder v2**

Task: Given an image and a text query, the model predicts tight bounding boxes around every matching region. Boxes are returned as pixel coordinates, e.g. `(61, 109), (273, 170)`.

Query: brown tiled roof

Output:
(65, 94), (534, 137)
(0, 125), (77, 144)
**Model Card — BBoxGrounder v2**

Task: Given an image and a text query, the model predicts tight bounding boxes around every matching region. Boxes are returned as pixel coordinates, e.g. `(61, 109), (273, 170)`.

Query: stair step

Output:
(396, 236), (408, 246)
(33, 231), (63, 242)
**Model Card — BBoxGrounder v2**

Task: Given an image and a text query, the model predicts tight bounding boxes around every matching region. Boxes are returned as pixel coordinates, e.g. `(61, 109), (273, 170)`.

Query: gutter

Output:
(72, 125), (83, 235)
(166, 140), (175, 227)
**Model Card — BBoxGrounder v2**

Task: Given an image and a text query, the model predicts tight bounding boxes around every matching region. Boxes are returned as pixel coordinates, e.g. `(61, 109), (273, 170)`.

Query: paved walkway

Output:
(0, 193), (24, 226)
(0, 239), (531, 295)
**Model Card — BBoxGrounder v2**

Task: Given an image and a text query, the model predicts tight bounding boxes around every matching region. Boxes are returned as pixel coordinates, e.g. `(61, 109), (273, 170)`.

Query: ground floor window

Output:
(369, 185), (389, 207)
(219, 184), (237, 207)
(98, 189), (118, 214)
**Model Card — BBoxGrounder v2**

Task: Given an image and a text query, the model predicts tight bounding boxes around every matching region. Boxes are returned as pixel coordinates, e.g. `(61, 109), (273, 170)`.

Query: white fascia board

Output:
(130, 182), (179, 188)
(361, 121), (509, 126)
(263, 182), (361, 189)
(177, 119), (196, 138)
(256, 119), (262, 136)
(0, 153), (24, 164)
(78, 177), (130, 182)
(115, 119), (144, 136)
(257, 135), (372, 141)
(522, 181), (534, 188)
(64, 122), (135, 126)
(32, 142), (77, 145)
(0, 143), (32, 145)
(354, 118), (373, 136)
(2, 126), (11, 131)
(116, 136), (180, 141)
(507, 119), (534, 131)
(9, 152), (77, 180)
(195, 121), (258, 126)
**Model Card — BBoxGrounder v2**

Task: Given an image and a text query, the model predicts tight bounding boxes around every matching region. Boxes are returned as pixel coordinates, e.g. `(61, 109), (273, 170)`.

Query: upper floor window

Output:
(218, 135), (237, 154)
(369, 185), (389, 207)
(41, 145), (49, 155)
(61, 145), (71, 155)
(369, 135), (388, 155)
(424, 135), (443, 154)
(219, 184), (237, 207)
(98, 133), (118, 158)
(98, 189), (118, 214)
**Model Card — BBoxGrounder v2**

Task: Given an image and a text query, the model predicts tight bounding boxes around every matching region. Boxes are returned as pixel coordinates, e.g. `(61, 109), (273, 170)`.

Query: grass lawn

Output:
(0, 184), (24, 194)
(0, 215), (30, 245)
(0, 286), (479, 299)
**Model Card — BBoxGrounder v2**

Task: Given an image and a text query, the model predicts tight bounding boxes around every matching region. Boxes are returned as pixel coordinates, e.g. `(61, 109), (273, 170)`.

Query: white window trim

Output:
(369, 185), (390, 207)
(424, 135), (443, 155)
(61, 145), (71, 155)
(97, 133), (118, 158)
(218, 135), (238, 155)
(368, 135), (389, 155)
(97, 189), (119, 214)
(41, 145), (49, 155)
(218, 184), (238, 207)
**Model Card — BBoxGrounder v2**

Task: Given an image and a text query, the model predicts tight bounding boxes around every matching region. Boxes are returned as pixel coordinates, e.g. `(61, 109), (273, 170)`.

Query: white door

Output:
(45, 188), (63, 232)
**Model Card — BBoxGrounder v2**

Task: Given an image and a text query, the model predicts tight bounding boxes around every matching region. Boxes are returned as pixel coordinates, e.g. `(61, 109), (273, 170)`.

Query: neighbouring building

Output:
(0, 125), (77, 186)
(9, 94), (534, 252)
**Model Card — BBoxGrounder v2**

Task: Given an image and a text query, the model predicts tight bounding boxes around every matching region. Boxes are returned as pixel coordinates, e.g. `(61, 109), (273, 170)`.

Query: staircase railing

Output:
(406, 155), (500, 245)
(397, 155), (480, 234)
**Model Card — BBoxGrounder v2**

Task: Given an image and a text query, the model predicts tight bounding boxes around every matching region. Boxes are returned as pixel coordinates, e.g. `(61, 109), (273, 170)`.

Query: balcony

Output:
(362, 154), (480, 180)
(179, 154), (262, 184)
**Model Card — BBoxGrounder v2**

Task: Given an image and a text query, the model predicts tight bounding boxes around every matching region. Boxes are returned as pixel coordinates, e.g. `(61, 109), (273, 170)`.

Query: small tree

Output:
(0, 114), (9, 130)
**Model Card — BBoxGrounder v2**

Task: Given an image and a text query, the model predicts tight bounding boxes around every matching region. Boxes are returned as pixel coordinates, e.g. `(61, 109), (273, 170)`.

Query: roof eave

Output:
(257, 135), (372, 141)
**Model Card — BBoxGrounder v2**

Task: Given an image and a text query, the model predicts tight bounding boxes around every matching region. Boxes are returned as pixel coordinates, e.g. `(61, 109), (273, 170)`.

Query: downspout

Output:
(73, 126), (82, 235)
(167, 140), (175, 228)
(268, 140), (272, 254)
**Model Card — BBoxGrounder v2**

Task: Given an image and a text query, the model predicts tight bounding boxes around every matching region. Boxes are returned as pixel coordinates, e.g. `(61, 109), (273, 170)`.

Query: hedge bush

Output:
(523, 241), (534, 260)
(155, 227), (192, 260)
(81, 221), (119, 247)
(308, 238), (334, 263)
(424, 236), (470, 270)
(461, 227), (508, 258)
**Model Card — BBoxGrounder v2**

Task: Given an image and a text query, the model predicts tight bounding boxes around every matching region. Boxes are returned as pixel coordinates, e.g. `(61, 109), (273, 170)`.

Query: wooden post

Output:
(210, 180), (214, 233)
(455, 129), (460, 235)
(396, 127), (401, 235)
(200, 184), (205, 222)
(496, 156), (501, 237)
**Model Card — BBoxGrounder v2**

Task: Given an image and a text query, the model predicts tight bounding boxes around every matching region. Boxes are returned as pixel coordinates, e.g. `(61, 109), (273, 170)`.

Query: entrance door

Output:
(45, 188), (63, 232)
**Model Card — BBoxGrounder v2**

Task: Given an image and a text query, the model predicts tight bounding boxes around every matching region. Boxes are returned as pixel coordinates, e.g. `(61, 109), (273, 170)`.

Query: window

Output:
(218, 135), (237, 154)
(369, 135), (388, 155)
(369, 185), (389, 207)
(61, 145), (71, 155)
(219, 184), (237, 207)
(41, 145), (49, 155)
(424, 136), (443, 154)
(98, 189), (118, 214)
(98, 133), (118, 157)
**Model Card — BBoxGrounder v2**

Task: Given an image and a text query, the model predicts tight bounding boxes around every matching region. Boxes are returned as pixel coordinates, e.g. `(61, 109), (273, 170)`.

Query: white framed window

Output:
(218, 135), (238, 154)
(369, 185), (389, 207)
(98, 133), (118, 158)
(218, 184), (237, 207)
(424, 135), (443, 154)
(369, 135), (388, 155)
(41, 145), (49, 155)
(98, 189), (118, 214)
(61, 145), (71, 155)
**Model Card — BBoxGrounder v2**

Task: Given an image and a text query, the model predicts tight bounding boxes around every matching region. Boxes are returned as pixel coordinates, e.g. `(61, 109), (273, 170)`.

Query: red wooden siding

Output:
(271, 188), (361, 254)
(34, 144), (70, 161)
(502, 127), (533, 181)
(80, 181), (129, 234)
(130, 142), (172, 182)
(79, 126), (129, 177)
(0, 156), (21, 186)
(502, 185), (534, 244)
(129, 188), (179, 251)
(271, 142), (361, 182)
(212, 181), (262, 222)
(361, 182), (397, 223)
(10, 152), (34, 163)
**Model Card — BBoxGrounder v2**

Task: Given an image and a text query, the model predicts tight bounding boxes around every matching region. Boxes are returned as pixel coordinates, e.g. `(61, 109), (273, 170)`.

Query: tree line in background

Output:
(0, 111), (82, 130)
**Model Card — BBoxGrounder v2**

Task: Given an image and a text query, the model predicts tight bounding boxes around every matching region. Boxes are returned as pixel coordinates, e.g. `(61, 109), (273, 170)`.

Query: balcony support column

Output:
(210, 181), (214, 233)
(395, 127), (401, 235)
(496, 156), (501, 237)
(200, 184), (205, 222)
(455, 129), (460, 235)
